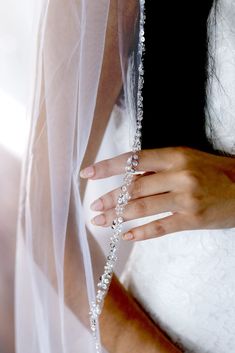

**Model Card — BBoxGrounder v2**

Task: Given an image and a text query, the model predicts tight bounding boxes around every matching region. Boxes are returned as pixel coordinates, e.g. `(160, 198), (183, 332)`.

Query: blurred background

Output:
(0, 1), (38, 351)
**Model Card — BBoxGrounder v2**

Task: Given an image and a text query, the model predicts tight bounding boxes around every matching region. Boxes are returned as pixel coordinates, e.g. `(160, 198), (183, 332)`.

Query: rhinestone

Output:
(132, 160), (138, 167)
(118, 217), (124, 223)
(107, 255), (117, 262)
(101, 283), (107, 290)
(95, 343), (100, 352)
(90, 319), (96, 332)
(110, 248), (116, 256)
(118, 195), (124, 204)
(96, 290), (105, 302)
(104, 271), (112, 278)
(115, 204), (124, 214)
(107, 261), (114, 268)
(111, 219), (118, 229)
(121, 185), (127, 193)
(115, 227), (122, 234)
(127, 157), (132, 165)
(111, 237), (118, 244)
(125, 165), (132, 173)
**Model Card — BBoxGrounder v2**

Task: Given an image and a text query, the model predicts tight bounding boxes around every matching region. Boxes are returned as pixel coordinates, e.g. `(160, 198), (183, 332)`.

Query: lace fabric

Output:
(122, 227), (235, 353)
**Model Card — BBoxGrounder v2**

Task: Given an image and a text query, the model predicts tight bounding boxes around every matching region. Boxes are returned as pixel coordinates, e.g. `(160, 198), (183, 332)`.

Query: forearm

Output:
(100, 276), (182, 353)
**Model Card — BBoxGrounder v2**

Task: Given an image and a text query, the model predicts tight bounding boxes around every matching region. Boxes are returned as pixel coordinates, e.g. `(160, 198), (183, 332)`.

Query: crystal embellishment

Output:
(89, 1), (145, 351)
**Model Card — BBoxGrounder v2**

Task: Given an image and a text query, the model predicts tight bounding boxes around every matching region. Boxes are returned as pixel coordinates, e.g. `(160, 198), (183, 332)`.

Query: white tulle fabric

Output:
(15, 1), (139, 353)
(122, 1), (235, 353)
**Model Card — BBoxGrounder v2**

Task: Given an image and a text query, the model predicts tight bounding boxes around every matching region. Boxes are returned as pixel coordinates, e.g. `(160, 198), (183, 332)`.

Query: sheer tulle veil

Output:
(15, 1), (145, 352)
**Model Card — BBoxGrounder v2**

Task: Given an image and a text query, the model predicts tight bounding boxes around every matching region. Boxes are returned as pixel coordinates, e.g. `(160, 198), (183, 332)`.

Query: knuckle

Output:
(180, 170), (200, 191)
(134, 228), (147, 240)
(132, 179), (143, 198)
(173, 146), (191, 167)
(175, 191), (200, 213)
(104, 159), (112, 174)
(104, 193), (115, 209)
(133, 222), (166, 241)
(184, 193), (202, 214)
(175, 192), (187, 207)
(134, 199), (147, 216)
(152, 222), (165, 237)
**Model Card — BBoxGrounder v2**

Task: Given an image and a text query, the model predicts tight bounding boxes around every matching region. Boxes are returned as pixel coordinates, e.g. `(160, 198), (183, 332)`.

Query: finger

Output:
(91, 193), (177, 227)
(80, 148), (177, 179)
(90, 173), (153, 211)
(90, 171), (180, 212)
(122, 213), (186, 241)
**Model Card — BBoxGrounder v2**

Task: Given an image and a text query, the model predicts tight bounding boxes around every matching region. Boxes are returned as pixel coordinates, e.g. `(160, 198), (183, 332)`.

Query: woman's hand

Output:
(80, 147), (235, 241)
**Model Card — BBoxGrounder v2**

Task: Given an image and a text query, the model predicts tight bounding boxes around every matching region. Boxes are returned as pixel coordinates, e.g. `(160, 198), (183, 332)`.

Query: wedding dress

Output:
(122, 1), (235, 352)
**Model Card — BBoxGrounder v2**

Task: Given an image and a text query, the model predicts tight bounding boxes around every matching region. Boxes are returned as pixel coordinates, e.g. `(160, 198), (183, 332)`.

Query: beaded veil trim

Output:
(89, 1), (145, 351)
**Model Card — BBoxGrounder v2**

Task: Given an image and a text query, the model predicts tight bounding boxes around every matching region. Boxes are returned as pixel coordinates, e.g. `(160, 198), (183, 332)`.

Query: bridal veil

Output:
(15, 1), (144, 352)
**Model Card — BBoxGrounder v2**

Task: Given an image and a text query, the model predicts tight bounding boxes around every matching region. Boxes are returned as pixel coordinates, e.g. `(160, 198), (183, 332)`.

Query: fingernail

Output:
(80, 166), (95, 178)
(90, 198), (103, 211)
(91, 214), (106, 226)
(122, 232), (134, 241)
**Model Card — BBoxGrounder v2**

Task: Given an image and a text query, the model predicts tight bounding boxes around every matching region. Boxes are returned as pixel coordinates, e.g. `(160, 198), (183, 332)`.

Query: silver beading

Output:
(89, 1), (145, 351)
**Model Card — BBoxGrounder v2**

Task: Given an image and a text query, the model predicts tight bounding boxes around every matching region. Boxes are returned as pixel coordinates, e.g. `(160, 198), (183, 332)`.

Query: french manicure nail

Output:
(122, 232), (134, 241)
(80, 166), (95, 178)
(91, 214), (106, 226)
(90, 198), (103, 211)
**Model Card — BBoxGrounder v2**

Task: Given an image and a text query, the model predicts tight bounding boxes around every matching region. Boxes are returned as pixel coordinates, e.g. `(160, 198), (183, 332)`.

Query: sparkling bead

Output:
(121, 185), (127, 192)
(111, 236), (119, 243)
(107, 254), (117, 262)
(115, 205), (124, 215)
(95, 343), (100, 352)
(124, 173), (133, 181)
(90, 318), (96, 332)
(118, 217), (124, 224)
(132, 160), (138, 167)
(118, 195), (124, 204)
(127, 157), (133, 165)
(106, 261), (114, 269)
(96, 290), (105, 302)
(115, 227), (122, 234)
(125, 165), (132, 173)
(111, 219), (118, 229)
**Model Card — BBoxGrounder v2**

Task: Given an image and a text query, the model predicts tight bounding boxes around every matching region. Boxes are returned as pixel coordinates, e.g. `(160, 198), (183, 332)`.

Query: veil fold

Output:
(15, 1), (143, 352)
